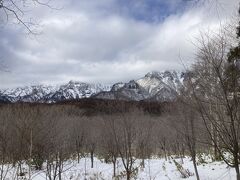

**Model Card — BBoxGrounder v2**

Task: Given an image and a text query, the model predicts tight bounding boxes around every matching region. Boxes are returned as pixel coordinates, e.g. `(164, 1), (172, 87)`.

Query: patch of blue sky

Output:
(115, 0), (192, 23)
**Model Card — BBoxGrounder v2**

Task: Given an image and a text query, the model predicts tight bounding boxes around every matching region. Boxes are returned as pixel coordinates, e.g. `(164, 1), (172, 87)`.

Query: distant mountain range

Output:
(0, 71), (186, 103)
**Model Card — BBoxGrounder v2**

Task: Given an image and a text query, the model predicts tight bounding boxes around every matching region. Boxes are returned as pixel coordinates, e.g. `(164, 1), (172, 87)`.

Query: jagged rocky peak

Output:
(139, 70), (183, 87)
(60, 81), (87, 89)
(124, 80), (140, 89)
(111, 82), (125, 91)
(145, 70), (181, 80)
(0, 81), (111, 103)
(0, 84), (57, 102)
(145, 71), (162, 79)
(93, 70), (184, 102)
(0, 71), (185, 103)
(135, 70), (184, 101)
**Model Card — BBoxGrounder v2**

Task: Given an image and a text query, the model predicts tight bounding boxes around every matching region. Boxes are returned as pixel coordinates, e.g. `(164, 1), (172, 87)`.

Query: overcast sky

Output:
(0, 0), (238, 89)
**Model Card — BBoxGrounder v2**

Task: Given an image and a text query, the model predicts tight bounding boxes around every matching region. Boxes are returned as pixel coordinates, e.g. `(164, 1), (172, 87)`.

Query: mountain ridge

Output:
(0, 70), (185, 103)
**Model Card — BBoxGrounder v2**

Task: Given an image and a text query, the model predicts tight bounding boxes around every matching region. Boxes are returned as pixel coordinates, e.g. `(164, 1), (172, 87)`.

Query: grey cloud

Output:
(0, 0), (239, 89)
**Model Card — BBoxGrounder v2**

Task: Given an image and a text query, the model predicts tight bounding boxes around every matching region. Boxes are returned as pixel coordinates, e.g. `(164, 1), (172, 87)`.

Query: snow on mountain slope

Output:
(0, 85), (57, 102)
(136, 70), (184, 101)
(111, 82), (125, 91)
(137, 71), (183, 95)
(0, 71), (185, 103)
(116, 80), (149, 101)
(44, 81), (111, 103)
(93, 81), (148, 101)
(93, 70), (185, 102)
(0, 81), (111, 103)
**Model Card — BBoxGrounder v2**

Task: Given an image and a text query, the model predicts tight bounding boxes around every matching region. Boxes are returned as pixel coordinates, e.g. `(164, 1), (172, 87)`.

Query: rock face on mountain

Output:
(0, 81), (111, 103)
(0, 71), (185, 103)
(93, 70), (184, 102)
(137, 71), (183, 101)
(93, 80), (149, 101)
(0, 85), (57, 103)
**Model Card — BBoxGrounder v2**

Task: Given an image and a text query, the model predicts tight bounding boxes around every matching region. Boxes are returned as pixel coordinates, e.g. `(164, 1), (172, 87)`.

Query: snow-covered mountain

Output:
(137, 71), (184, 101)
(93, 70), (185, 101)
(0, 85), (57, 103)
(0, 81), (111, 103)
(0, 71), (185, 103)
(93, 80), (149, 101)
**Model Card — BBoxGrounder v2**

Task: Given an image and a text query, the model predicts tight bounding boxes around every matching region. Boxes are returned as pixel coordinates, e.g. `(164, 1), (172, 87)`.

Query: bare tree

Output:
(84, 116), (100, 169)
(41, 105), (72, 180)
(0, 106), (13, 180)
(100, 115), (119, 178)
(69, 115), (86, 164)
(0, 0), (56, 33)
(105, 106), (145, 180)
(189, 29), (240, 179)
(136, 115), (154, 169)
(172, 99), (201, 180)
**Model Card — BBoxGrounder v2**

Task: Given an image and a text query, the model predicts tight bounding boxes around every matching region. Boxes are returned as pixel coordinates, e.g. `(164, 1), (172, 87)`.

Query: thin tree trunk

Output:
(235, 165), (240, 180)
(77, 152), (80, 164)
(0, 163), (3, 180)
(192, 157), (200, 180)
(29, 129), (33, 180)
(126, 170), (131, 180)
(234, 154), (240, 180)
(90, 151), (94, 168)
(164, 148), (167, 161)
(142, 158), (145, 168)
(113, 160), (116, 177)
(76, 140), (81, 163)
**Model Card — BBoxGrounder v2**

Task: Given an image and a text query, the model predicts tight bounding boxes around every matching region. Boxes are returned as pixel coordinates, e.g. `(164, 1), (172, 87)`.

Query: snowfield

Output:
(2, 157), (236, 180)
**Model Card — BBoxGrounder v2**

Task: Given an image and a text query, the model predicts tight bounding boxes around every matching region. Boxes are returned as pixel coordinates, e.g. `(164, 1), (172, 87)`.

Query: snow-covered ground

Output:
(2, 157), (236, 180)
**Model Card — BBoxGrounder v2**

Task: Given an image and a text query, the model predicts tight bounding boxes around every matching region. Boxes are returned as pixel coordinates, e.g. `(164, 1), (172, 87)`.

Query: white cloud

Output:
(0, 0), (238, 89)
